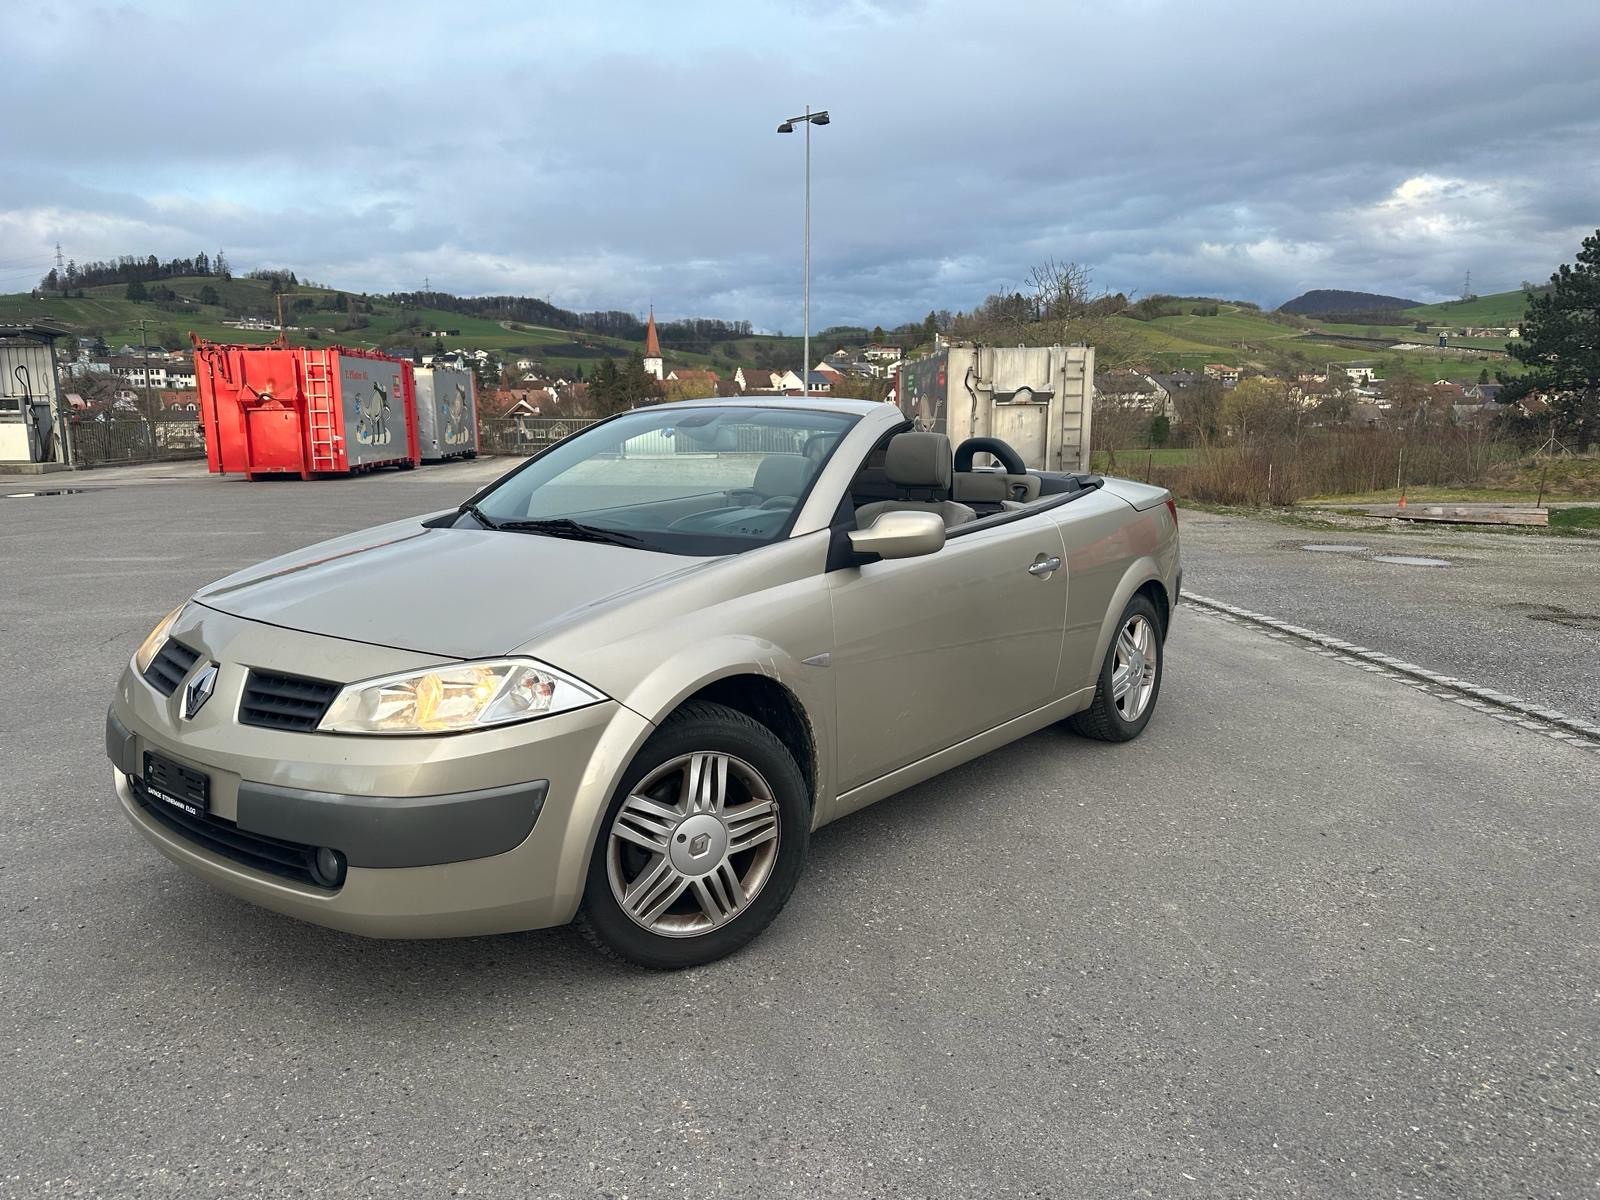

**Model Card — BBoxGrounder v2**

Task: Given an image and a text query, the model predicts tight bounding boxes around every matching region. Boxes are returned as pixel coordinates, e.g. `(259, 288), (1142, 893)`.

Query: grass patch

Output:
(1403, 289), (1534, 327)
(1549, 506), (1600, 533)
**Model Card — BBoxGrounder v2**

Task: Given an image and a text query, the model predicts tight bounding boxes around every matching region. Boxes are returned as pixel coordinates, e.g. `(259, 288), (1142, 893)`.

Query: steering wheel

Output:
(953, 437), (1027, 475)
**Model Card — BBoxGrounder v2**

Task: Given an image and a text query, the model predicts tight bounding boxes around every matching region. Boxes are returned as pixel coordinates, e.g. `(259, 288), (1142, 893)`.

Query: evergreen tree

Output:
(591, 357), (621, 413)
(1508, 229), (1600, 450)
(125, 280), (148, 302)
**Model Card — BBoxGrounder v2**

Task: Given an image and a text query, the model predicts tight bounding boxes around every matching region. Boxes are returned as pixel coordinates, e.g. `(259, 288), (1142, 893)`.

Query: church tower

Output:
(643, 308), (664, 381)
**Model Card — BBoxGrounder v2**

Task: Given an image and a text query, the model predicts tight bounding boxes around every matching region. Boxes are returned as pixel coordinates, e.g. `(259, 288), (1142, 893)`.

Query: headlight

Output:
(133, 605), (187, 673)
(317, 658), (605, 735)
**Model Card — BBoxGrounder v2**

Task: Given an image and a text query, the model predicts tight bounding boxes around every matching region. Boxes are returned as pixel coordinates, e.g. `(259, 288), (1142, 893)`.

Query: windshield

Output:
(467, 405), (858, 555)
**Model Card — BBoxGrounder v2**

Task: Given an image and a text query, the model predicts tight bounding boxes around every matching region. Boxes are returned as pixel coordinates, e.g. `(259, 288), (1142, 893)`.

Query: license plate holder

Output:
(143, 750), (210, 817)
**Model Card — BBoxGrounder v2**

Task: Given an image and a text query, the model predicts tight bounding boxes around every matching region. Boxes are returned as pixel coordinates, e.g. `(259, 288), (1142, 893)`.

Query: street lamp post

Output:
(777, 106), (829, 396)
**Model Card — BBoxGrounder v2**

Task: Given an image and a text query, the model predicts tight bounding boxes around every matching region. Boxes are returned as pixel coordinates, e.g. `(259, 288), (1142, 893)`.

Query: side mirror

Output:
(847, 510), (946, 560)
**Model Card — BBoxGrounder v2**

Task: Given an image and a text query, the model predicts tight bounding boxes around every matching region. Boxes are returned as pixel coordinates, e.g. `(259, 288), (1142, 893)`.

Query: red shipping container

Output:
(194, 343), (421, 479)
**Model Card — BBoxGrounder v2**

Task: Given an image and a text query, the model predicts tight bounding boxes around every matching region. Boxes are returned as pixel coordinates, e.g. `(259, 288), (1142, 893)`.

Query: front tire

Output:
(577, 702), (810, 968)
(1069, 594), (1164, 742)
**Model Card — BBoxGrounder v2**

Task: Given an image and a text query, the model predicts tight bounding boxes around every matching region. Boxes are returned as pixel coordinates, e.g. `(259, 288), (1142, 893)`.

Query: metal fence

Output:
(478, 416), (817, 459)
(67, 416), (206, 467)
(477, 417), (598, 455)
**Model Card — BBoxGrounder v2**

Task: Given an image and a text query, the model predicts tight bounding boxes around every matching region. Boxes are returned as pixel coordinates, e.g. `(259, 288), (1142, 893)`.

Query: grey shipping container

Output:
(897, 344), (1094, 473)
(414, 366), (479, 461)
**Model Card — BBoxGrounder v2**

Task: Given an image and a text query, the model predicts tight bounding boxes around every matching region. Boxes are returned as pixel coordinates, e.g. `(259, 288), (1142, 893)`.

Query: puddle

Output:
(1529, 612), (1600, 630)
(1372, 554), (1451, 567)
(1510, 603), (1600, 630)
(1302, 544), (1370, 553)
(2, 488), (94, 498)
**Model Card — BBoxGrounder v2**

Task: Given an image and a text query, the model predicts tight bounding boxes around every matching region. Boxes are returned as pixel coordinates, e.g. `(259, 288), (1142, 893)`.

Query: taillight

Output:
(1165, 497), (1178, 526)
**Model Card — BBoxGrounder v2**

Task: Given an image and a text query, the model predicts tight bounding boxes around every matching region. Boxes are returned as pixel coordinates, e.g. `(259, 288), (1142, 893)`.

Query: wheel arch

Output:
(612, 637), (832, 818)
(1090, 561), (1171, 676)
(670, 674), (819, 810)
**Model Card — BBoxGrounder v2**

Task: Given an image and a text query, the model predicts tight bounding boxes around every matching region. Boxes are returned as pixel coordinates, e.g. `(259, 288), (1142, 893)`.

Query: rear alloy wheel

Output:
(578, 702), (809, 968)
(1069, 594), (1165, 742)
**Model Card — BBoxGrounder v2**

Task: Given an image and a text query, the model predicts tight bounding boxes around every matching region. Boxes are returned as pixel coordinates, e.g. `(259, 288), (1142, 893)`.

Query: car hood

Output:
(195, 514), (706, 659)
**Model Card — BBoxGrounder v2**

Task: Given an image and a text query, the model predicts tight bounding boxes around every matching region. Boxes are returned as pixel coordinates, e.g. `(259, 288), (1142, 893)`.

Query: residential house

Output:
(1452, 403), (1498, 426)
(1148, 369), (1205, 396)
(156, 389), (199, 414)
(1094, 371), (1173, 418)
(109, 355), (195, 390)
(863, 343), (901, 362)
(663, 368), (721, 399)
(735, 367), (778, 393)
(1202, 363), (1240, 387)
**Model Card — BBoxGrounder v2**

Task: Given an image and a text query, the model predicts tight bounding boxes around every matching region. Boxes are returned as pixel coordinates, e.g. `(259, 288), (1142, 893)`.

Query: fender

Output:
(1085, 557), (1170, 689)
(542, 635), (837, 924)
(615, 633), (833, 809)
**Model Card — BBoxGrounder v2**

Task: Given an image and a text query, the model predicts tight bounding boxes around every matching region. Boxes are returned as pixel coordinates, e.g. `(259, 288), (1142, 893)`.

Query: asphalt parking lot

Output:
(1180, 508), (1600, 723)
(3, 462), (1597, 1198)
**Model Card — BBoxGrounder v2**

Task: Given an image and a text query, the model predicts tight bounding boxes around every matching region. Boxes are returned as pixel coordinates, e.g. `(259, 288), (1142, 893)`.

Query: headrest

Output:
(884, 432), (953, 491)
(951, 471), (1008, 503)
(753, 453), (810, 498)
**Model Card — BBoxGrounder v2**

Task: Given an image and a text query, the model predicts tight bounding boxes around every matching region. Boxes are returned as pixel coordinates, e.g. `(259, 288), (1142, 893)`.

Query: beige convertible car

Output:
(108, 398), (1180, 967)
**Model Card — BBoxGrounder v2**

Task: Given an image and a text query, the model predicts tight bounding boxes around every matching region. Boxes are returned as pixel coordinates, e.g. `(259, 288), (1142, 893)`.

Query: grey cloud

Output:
(3, 0), (1597, 329)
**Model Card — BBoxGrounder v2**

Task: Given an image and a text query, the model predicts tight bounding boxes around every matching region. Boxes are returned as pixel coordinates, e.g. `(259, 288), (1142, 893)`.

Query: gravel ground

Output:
(1179, 505), (1600, 722)
(2, 464), (1596, 1198)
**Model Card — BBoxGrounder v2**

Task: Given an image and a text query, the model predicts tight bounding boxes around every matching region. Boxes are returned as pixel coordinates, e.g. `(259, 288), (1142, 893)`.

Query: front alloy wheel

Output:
(607, 752), (781, 936)
(578, 701), (809, 968)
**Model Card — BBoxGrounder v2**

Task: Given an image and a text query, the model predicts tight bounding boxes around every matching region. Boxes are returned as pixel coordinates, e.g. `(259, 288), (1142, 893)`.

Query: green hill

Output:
(0, 276), (740, 378)
(1402, 289), (1540, 326)
(1097, 301), (1522, 382)
(5, 272), (1538, 386)
(1279, 289), (1421, 316)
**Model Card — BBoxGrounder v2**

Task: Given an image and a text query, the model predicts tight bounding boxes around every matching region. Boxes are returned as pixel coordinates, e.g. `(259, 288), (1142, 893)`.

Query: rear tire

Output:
(576, 702), (810, 969)
(1069, 594), (1164, 742)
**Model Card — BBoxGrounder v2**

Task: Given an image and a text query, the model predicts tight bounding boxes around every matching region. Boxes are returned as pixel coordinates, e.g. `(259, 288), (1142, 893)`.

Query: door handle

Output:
(1027, 556), (1062, 576)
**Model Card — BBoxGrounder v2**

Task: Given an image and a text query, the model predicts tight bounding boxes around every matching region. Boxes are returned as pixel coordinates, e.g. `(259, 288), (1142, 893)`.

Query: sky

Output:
(2, 0), (1598, 331)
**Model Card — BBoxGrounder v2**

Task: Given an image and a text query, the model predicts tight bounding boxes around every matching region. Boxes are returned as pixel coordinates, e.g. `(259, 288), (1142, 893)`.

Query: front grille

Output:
(143, 639), (200, 696)
(239, 668), (340, 732)
(130, 774), (334, 890)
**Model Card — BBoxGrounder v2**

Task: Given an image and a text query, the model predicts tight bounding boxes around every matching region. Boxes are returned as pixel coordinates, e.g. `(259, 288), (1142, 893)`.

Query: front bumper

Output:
(108, 606), (654, 938)
(110, 708), (549, 870)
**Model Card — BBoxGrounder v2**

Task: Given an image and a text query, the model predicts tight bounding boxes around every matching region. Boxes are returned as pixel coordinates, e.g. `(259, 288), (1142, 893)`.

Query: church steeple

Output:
(643, 307), (664, 380)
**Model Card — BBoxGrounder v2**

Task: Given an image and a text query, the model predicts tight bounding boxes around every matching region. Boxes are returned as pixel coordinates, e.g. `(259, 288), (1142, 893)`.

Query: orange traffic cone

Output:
(1397, 491), (1407, 509)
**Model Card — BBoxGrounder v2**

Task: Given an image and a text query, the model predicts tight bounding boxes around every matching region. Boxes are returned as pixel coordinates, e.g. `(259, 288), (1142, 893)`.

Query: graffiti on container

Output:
(441, 381), (472, 446)
(354, 381), (393, 446)
(340, 359), (405, 463)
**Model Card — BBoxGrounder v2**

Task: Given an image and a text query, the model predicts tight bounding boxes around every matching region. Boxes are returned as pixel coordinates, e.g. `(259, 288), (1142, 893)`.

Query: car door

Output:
(827, 513), (1069, 792)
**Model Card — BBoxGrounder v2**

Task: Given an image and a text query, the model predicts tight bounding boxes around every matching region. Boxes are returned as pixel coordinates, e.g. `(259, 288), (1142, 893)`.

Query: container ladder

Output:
(303, 350), (337, 475)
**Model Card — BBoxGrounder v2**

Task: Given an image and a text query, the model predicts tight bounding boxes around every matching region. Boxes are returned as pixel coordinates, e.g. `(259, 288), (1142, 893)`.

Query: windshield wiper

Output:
(457, 501), (500, 530)
(493, 517), (646, 547)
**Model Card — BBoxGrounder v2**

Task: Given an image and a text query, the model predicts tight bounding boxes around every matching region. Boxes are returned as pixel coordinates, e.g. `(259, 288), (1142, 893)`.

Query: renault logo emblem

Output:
(182, 663), (219, 720)
(688, 832), (712, 858)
